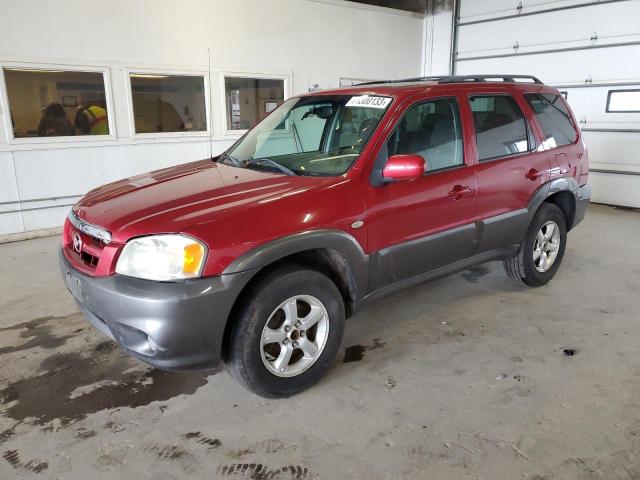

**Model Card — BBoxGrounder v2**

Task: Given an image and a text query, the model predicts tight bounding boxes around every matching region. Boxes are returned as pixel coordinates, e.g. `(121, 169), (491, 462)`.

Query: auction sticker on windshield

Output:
(345, 95), (391, 109)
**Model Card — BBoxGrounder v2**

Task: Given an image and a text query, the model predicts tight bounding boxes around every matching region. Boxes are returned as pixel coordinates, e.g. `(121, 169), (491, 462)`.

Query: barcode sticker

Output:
(345, 95), (391, 109)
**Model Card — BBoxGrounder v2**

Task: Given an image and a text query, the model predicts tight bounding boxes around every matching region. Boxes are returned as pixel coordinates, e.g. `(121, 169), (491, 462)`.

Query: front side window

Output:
(4, 68), (109, 138)
(224, 76), (285, 131)
(470, 95), (529, 161)
(387, 98), (463, 172)
(130, 74), (207, 133)
(221, 94), (392, 176)
(525, 93), (577, 148)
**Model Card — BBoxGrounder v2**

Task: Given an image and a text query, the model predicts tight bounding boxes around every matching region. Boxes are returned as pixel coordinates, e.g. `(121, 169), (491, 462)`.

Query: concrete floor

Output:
(0, 204), (639, 479)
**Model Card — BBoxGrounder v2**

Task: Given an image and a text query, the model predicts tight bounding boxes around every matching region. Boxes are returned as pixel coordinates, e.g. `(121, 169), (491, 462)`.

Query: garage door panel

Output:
(562, 85), (640, 129)
(588, 172), (640, 207)
(582, 132), (640, 170)
(458, 2), (640, 56)
(455, 44), (640, 84)
(460, 0), (591, 23)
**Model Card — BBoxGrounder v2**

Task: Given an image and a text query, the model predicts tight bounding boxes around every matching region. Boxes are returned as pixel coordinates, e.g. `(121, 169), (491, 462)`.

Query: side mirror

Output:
(382, 154), (425, 183)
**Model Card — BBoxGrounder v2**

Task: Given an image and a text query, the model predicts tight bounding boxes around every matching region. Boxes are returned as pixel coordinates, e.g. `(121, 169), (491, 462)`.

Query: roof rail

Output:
(355, 74), (543, 86)
(439, 74), (544, 84)
(355, 76), (447, 86)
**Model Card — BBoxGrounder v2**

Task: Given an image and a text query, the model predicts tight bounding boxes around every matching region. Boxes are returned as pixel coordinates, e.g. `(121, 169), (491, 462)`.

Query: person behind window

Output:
(75, 105), (109, 135)
(37, 102), (75, 137)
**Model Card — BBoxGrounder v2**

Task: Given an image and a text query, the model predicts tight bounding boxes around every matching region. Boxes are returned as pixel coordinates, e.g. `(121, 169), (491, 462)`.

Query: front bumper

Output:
(59, 250), (254, 370)
(573, 183), (592, 228)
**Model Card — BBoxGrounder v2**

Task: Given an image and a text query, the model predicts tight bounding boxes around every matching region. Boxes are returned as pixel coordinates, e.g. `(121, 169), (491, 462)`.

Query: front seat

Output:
(425, 120), (456, 170)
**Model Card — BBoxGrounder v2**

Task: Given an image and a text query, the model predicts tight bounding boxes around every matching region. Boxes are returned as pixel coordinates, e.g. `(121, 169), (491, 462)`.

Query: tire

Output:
(227, 265), (345, 398)
(503, 202), (567, 287)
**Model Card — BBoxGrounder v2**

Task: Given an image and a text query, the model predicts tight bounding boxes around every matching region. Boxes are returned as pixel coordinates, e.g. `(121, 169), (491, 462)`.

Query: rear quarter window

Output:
(524, 93), (577, 148)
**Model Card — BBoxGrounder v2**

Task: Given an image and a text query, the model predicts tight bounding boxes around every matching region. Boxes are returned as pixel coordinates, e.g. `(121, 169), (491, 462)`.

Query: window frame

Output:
(125, 68), (211, 139)
(0, 62), (116, 145)
(382, 95), (467, 176)
(467, 92), (536, 164)
(220, 70), (291, 137)
(606, 89), (640, 113)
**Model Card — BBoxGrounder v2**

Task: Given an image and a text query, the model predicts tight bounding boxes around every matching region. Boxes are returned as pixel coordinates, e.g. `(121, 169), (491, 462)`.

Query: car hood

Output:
(73, 159), (340, 243)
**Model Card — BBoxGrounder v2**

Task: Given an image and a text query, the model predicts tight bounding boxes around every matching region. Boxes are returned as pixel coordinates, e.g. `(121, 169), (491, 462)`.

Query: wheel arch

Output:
(545, 190), (576, 230)
(528, 177), (579, 230)
(220, 230), (369, 361)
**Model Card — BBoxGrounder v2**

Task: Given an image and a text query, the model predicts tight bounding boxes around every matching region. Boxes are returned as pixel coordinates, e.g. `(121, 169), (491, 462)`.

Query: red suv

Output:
(60, 75), (591, 397)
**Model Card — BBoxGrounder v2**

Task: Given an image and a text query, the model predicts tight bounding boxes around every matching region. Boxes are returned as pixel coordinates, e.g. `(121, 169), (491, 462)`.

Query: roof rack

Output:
(356, 74), (543, 86)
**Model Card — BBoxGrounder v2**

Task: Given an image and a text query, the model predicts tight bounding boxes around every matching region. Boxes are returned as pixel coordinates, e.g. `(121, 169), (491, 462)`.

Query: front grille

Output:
(63, 217), (107, 272)
(81, 251), (99, 267)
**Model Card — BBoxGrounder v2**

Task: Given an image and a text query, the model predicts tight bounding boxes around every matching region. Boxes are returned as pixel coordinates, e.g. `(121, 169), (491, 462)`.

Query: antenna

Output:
(208, 47), (214, 160)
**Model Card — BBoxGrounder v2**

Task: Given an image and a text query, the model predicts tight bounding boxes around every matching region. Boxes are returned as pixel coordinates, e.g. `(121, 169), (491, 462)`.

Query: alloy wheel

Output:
(533, 220), (561, 272)
(260, 295), (330, 377)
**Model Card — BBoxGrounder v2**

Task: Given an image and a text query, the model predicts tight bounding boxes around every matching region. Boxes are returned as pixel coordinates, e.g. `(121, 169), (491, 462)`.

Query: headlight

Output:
(115, 235), (207, 281)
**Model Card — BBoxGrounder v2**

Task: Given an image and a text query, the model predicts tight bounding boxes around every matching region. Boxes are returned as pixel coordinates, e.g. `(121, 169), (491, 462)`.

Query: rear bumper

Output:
(573, 183), (592, 228)
(59, 250), (254, 370)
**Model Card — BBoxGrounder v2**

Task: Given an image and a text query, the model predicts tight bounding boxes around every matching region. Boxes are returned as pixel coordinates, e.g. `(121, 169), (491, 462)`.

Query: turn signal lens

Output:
(183, 243), (205, 276)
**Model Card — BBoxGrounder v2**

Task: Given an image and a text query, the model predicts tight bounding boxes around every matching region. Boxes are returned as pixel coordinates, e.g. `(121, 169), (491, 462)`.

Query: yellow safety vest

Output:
(84, 106), (109, 135)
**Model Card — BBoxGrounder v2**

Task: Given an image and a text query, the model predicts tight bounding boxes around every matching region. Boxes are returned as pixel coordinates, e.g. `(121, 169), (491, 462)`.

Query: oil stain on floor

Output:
(0, 314), (78, 355)
(0, 317), (209, 428)
(343, 338), (386, 363)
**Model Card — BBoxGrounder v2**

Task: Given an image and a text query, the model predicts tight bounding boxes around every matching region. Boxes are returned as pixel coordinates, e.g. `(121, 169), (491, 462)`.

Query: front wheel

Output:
(227, 265), (345, 398)
(504, 202), (567, 287)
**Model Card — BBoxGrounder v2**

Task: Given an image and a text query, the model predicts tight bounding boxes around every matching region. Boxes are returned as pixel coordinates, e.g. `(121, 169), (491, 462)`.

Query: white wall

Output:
(0, 0), (425, 237)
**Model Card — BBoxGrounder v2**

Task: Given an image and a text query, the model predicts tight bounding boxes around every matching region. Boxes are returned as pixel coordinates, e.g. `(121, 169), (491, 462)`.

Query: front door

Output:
(363, 95), (478, 291)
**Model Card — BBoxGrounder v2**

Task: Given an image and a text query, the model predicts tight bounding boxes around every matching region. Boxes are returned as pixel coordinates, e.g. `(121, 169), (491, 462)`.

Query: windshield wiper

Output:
(216, 151), (241, 166)
(245, 158), (297, 176)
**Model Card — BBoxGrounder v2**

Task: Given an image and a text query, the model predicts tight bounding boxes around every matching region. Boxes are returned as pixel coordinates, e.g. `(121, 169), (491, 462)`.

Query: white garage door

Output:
(453, 0), (640, 207)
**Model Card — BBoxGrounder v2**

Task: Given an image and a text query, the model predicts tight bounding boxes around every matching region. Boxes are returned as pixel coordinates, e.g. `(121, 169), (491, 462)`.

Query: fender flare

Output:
(222, 229), (370, 301)
(527, 177), (579, 227)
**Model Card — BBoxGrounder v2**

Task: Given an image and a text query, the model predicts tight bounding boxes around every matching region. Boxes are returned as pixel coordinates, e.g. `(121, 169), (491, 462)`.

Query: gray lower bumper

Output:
(573, 183), (592, 228)
(59, 250), (254, 370)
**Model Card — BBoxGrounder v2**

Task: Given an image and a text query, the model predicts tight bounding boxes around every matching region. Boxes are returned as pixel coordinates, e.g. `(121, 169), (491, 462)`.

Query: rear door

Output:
(466, 89), (551, 252)
(363, 93), (478, 291)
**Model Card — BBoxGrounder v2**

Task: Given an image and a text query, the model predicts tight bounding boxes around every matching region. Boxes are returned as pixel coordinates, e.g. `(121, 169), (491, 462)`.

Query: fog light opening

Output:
(147, 336), (158, 354)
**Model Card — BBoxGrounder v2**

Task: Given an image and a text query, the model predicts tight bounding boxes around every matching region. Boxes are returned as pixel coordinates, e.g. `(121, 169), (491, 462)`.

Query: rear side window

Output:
(470, 95), (529, 161)
(387, 98), (463, 172)
(524, 93), (577, 148)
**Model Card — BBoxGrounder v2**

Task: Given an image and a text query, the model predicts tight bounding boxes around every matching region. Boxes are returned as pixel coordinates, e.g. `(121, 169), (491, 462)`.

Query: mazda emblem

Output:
(73, 233), (83, 254)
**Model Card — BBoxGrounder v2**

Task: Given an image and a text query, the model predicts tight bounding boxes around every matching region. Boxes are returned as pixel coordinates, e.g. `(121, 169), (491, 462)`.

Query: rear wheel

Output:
(227, 265), (345, 398)
(504, 202), (567, 287)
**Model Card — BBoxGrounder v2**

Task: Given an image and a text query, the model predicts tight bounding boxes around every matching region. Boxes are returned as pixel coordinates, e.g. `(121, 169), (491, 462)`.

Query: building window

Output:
(224, 76), (285, 131)
(4, 68), (110, 138)
(129, 74), (207, 134)
(470, 95), (530, 161)
(606, 89), (640, 113)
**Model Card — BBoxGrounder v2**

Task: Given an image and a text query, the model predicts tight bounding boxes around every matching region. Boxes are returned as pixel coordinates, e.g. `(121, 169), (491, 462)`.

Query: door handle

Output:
(525, 168), (544, 181)
(448, 184), (472, 200)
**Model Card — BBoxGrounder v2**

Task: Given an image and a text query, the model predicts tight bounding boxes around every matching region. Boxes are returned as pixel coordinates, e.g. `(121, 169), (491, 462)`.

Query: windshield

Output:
(220, 94), (392, 176)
